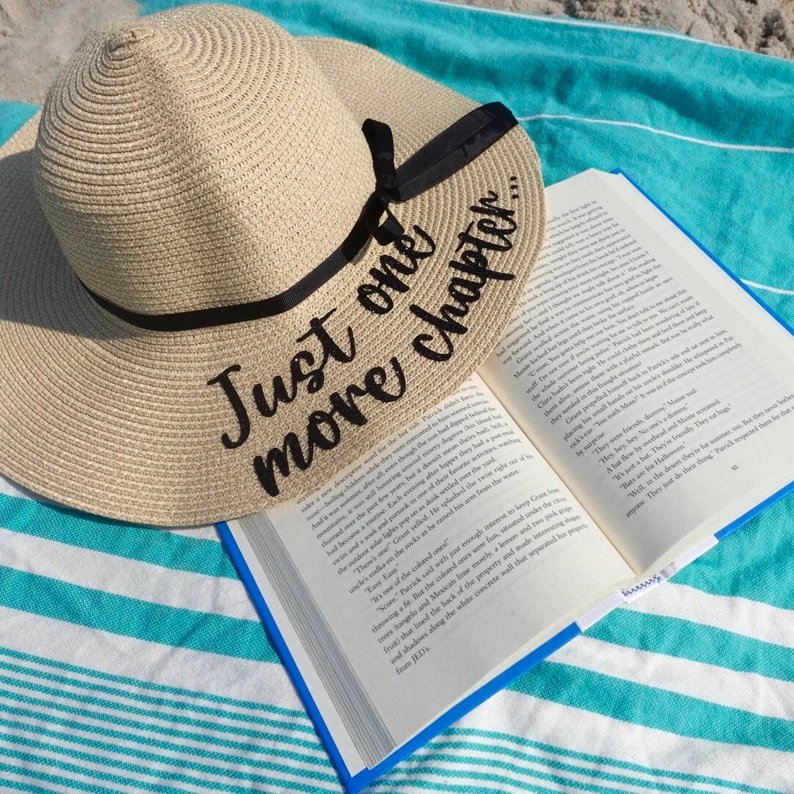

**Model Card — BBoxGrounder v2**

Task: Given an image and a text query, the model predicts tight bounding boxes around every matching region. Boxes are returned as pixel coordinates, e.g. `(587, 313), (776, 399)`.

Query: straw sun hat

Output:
(0, 3), (545, 526)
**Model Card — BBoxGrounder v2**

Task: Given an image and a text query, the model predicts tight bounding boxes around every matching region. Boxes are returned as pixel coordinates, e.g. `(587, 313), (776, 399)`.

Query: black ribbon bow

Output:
(361, 119), (404, 246)
(82, 101), (518, 332)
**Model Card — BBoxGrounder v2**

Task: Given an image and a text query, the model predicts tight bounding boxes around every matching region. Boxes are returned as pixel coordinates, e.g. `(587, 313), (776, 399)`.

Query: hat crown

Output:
(32, 4), (375, 315)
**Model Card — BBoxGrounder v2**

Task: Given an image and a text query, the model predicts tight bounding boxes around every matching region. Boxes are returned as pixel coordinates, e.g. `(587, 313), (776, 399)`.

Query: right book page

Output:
(479, 169), (794, 577)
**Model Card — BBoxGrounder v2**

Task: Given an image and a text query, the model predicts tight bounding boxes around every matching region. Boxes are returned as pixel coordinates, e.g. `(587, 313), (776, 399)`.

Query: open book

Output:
(218, 170), (794, 793)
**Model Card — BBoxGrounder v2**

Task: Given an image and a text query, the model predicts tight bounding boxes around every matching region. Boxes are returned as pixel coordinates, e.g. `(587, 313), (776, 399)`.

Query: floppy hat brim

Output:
(0, 35), (545, 526)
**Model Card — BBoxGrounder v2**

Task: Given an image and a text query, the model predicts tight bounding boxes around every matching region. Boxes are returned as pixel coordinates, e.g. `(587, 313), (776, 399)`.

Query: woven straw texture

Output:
(0, 3), (545, 526)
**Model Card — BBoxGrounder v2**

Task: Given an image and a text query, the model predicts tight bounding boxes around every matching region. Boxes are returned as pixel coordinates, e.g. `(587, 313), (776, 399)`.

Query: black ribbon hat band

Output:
(83, 101), (518, 332)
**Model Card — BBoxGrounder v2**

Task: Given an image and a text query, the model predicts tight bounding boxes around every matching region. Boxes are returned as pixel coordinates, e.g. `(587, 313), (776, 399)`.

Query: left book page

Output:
(224, 375), (632, 775)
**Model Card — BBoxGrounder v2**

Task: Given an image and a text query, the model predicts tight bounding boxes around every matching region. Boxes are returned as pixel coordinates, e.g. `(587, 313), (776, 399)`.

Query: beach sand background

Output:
(2, 0), (793, 103)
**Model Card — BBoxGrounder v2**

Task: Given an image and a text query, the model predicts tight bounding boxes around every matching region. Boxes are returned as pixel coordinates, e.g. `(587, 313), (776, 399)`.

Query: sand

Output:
(1, 0), (138, 102)
(1, 0), (793, 104)
(445, 0), (794, 58)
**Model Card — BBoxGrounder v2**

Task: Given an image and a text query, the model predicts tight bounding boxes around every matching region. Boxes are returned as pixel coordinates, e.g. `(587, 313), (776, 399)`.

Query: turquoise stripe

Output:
(373, 768), (568, 794)
(672, 491), (794, 610)
(0, 566), (277, 663)
(391, 750), (694, 794)
(0, 101), (37, 146)
(421, 740), (760, 794)
(1, 721), (338, 788)
(509, 661), (794, 753)
(0, 759), (118, 794)
(0, 742), (333, 794)
(0, 695), (322, 755)
(444, 728), (780, 794)
(378, 753), (683, 794)
(0, 656), (309, 733)
(587, 607), (794, 682)
(0, 712), (330, 774)
(0, 493), (238, 579)
(0, 670), (309, 742)
(0, 645), (301, 720)
(2, 776), (88, 794)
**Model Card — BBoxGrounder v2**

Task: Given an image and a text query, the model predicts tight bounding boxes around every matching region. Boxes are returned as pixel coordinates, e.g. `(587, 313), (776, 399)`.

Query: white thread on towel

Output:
(742, 280), (794, 296)
(517, 114), (794, 153)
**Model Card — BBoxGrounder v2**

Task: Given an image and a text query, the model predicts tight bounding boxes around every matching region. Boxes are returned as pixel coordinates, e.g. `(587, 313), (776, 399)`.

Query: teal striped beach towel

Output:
(1, 0), (794, 790)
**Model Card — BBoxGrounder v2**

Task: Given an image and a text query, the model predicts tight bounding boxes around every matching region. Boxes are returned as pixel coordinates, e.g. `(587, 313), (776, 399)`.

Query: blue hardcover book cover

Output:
(217, 169), (794, 793)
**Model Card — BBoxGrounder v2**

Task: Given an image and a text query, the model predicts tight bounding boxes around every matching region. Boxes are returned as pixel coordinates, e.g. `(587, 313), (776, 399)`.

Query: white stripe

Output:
(0, 679), (289, 742)
(0, 526), (256, 621)
(0, 474), (48, 503)
(166, 523), (222, 541)
(386, 755), (739, 794)
(380, 765), (562, 794)
(0, 690), (332, 794)
(551, 633), (794, 721)
(0, 605), (300, 711)
(0, 686), (325, 767)
(0, 767), (71, 794)
(395, 744), (712, 794)
(1, 721), (340, 794)
(517, 113), (794, 153)
(742, 279), (794, 296)
(2, 728), (210, 794)
(0, 766), (111, 794)
(454, 688), (794, 791)
(0, 739), (145, 794)
(1, 649), (308, 729)
(626, 581), (794, 649)
(3, 705), (328, 769)
(0, 666), (308, 737)
(427, 734), (741, 794)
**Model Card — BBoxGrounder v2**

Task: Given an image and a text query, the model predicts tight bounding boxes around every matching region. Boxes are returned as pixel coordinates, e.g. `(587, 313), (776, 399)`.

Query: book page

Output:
(480, 170), (794, 575)
(243, 374), (631, 764)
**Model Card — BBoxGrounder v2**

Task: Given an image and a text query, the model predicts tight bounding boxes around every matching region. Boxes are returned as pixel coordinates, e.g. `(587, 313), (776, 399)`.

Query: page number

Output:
(731, 465), (739, 471)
